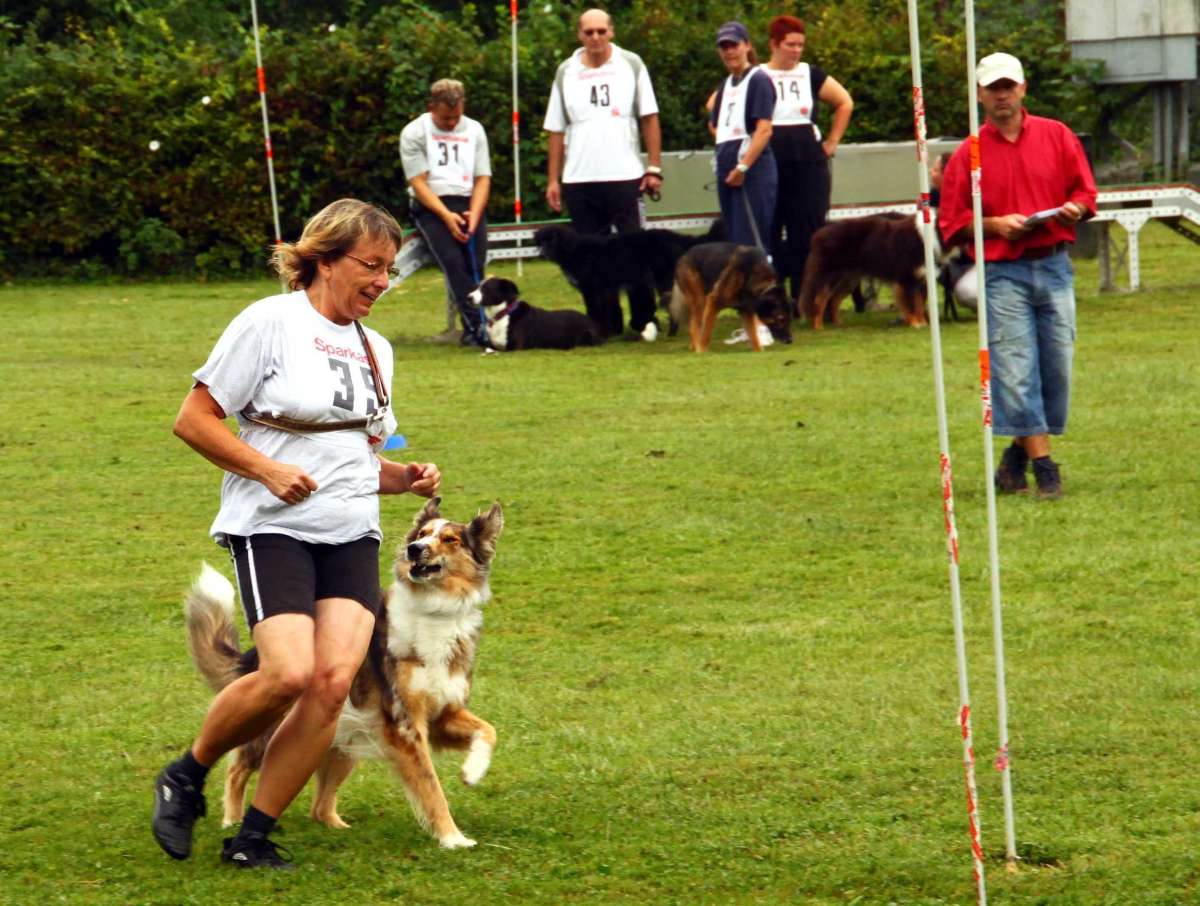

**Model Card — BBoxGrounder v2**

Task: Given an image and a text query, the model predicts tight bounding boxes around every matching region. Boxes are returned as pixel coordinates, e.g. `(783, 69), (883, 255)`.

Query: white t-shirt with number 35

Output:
(193, 291), (396, 546)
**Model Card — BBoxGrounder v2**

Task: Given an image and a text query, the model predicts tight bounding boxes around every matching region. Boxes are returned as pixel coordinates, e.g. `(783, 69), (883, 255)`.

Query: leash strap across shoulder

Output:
(242, 320), (389, 434)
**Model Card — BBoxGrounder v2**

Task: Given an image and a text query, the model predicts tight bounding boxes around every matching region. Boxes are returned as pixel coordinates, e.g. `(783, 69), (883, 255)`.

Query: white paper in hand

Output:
(1022, 207), (1063, 229)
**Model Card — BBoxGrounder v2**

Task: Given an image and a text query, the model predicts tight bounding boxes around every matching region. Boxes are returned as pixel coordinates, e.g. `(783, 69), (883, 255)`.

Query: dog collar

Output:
(485, 300), (520, 324)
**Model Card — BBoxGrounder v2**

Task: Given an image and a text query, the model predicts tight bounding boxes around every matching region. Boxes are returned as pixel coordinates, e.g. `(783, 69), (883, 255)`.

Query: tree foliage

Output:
(0, 1), (1135, 277)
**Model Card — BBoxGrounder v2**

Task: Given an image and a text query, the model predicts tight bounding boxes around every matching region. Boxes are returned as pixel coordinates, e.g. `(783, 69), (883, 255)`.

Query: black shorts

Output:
(226, 533), (382, 630)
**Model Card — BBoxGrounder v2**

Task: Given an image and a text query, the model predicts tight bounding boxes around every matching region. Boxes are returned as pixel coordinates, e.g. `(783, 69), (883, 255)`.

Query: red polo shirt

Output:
(938, 112), (1098, 262)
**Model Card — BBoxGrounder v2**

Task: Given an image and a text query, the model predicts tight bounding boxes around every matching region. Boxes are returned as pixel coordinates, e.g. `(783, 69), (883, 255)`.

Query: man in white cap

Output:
(543, 8), (663, 338)
(938, 52), (1097, 499)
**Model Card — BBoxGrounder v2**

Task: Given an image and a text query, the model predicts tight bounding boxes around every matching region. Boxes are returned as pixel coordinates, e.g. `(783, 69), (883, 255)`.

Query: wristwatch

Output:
(645, 165), (663, 179)
(735, 162), (750, 174)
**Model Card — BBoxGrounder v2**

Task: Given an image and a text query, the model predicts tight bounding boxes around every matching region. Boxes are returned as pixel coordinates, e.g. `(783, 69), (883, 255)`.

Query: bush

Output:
(0, 0), (1154, 278)
(118, 217), (185, 274)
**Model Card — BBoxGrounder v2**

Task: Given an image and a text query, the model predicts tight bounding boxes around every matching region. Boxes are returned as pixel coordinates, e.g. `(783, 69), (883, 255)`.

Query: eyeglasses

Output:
(581, 28), (609, 36)
(344, 252), (400, 279)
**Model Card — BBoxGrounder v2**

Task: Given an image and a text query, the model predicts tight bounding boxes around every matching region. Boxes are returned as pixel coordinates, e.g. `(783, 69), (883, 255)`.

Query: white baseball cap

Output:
(976, 52), (1025, 87)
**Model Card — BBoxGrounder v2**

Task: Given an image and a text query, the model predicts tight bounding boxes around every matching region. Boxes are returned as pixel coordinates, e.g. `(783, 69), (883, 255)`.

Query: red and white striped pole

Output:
(905, 1), (986, 902)
(249, 0), (284, 275)
(963, 0), (1018, 873)
(510, 0), (524, 277)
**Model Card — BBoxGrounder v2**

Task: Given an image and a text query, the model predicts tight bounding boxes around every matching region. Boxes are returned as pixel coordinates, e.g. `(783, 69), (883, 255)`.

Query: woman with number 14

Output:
(764, 15), (853, 312)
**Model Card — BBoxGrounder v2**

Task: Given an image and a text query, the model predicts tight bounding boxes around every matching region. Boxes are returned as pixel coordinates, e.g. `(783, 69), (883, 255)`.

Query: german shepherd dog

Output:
(533, 222), (724, 340)
(668, 242), (793, 353)
(800, 212), (933, 329)
(184, 498), (504, 849)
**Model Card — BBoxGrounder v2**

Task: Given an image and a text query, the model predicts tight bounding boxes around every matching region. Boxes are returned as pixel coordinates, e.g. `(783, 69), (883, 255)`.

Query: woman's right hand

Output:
(262, 462), (319, 505)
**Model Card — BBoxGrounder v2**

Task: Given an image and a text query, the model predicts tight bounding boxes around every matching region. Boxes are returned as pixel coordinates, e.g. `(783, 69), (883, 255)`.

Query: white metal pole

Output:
(905, 2), (986, 902)
(249, 0), (284, 286)
(511, 0), (524, 277)
(962, 0), (1018, 872)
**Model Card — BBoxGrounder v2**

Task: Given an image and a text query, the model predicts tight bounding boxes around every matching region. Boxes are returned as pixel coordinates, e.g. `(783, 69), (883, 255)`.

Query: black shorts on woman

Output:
(226, 533), (381, 630)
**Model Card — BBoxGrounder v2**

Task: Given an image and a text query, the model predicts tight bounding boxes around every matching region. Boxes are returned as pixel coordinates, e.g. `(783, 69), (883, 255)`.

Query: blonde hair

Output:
(429, 78), (465, 108)
(271, 198), (403, 290)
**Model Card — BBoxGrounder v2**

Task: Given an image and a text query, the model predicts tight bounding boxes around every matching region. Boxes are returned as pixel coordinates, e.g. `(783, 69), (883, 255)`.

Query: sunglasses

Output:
(581, 28), (609, 36)
(344, 252), (400, 280)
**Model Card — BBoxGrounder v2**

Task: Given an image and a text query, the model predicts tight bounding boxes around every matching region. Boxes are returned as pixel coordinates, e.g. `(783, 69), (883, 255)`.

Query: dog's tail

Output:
(184, 562), (243, 693)
(667, 279), (689, 331)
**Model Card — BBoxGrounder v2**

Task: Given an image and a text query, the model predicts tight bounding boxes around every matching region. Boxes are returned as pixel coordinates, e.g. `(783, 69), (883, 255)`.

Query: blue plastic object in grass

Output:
(383, 435), (407, 450)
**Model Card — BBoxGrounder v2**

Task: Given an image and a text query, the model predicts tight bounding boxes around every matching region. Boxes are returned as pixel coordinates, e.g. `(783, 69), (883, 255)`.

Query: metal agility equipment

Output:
(962, 0), (1019, 874)
(249, 0), (283, 291)
(905, 1), (987, 901)
(510, 0), (525, 277)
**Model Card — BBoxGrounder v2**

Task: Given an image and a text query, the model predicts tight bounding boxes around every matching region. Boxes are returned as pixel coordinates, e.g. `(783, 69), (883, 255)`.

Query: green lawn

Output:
(2, 223), (1198, 904)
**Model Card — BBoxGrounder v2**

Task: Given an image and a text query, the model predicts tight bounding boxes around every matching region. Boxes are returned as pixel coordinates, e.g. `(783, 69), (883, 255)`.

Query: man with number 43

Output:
(543, 8), (663, 238)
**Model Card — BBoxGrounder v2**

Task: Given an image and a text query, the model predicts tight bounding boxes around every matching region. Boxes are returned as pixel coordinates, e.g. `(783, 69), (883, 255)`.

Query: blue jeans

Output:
(716, 151), (777, 250)
(985, 250), (1076, 436)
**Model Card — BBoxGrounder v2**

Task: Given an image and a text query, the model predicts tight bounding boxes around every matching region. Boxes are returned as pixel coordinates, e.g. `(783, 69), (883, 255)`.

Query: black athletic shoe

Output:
(221, 832), (296, 870)
(151, 767), (207, 860)
(994, 443), (1030, 494)
(1032, 457), (1063, 499)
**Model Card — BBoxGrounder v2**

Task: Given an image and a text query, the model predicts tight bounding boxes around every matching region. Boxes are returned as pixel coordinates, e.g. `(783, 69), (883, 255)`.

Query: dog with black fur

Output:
(669, 242), (793, 353)
(469, 276), (602, 351)
(533, 223), (724, 341)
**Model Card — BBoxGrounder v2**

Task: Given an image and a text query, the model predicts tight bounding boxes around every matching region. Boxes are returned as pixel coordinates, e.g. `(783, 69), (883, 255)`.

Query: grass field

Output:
(2, 223), (1198, 905)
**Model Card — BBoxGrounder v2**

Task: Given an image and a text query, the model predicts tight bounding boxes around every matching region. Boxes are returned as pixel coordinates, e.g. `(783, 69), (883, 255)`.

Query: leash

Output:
(740, 187), (766, 253)
(464, 230), (491, 345)
(243, 320), (389, 435)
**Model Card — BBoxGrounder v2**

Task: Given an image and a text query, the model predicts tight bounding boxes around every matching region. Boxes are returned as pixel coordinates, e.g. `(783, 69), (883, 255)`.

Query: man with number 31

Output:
(400, 78), (492, 346)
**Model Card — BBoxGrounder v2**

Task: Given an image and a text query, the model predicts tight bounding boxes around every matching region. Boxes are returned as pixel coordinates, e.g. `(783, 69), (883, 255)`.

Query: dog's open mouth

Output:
(408, 562), (442, 580)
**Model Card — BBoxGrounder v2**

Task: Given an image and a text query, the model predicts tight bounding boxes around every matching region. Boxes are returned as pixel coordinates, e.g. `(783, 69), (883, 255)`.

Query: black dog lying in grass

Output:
(469, 276), (602, 351)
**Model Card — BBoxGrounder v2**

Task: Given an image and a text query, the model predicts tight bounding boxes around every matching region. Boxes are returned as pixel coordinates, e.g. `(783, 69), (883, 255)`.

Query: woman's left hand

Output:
(405, 462), (441, 497)
(724, 168), (746, 187)
(822, 139), (838, 159)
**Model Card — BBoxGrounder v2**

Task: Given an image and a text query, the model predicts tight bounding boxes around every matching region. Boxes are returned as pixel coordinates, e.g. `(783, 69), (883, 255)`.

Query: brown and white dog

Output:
(184, 497), (504, 849)
(668, 242), (793, 353)
(799, 212), (933, 329)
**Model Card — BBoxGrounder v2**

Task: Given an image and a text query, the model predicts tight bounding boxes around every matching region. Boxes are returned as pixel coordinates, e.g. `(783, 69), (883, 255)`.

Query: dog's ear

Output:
(753, 286), (785, 317)
(405, 496), (442, 543)
(466, 502), (504, 565)
(499, 278), (519, 298)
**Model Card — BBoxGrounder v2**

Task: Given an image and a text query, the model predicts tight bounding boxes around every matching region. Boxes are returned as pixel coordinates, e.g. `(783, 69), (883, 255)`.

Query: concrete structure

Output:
(640, 141), (963, 215)
(1066, 0), (1199, 179)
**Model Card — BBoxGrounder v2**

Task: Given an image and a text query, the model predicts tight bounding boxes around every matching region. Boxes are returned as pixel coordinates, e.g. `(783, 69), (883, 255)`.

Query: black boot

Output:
(1032, 456), (1063, 499)
(994, 442), (1030, 494)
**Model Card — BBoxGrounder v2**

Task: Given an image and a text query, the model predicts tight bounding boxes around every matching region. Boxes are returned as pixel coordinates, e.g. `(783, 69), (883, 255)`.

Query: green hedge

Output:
(0, 1), (1114, 278)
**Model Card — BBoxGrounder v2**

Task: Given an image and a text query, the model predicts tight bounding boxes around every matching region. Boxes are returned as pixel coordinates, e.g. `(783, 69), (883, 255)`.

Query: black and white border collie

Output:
(469, 276), (602, 351)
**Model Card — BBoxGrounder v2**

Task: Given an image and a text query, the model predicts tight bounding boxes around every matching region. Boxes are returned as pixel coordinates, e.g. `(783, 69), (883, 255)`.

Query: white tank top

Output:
(764, 63), (815, 126)
(422, 112), (476, 193)
(714, 66), (761, 147)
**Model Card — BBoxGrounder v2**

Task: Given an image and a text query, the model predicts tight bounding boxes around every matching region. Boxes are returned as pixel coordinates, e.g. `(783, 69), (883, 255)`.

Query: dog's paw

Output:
(640, 321), (659, 342)
(439, 831), (477, 850)
(461, 743), (493, 786)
